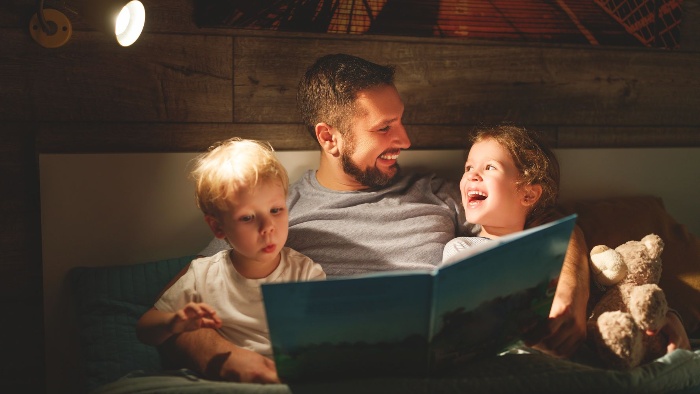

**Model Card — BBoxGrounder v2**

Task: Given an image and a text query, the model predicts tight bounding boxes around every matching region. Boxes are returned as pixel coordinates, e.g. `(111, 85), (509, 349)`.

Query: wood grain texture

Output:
(36, 122), (317, 152)
(34, 122), (700, 153)
(0, 122), (44, 392)
(2, 2), (700, 392)
(234, 36), (700, 127)
(0, 30), (232, 122)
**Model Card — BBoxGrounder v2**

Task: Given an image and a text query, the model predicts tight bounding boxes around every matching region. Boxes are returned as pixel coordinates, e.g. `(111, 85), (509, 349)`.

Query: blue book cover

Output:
(261, 214), (577, 382)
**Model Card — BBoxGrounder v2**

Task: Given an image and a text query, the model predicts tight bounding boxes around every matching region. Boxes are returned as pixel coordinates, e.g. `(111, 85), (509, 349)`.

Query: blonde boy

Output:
(137, 138), (325, 360)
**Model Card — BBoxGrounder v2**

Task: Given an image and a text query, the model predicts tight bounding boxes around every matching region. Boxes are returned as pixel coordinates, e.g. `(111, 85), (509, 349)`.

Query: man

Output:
(173, 54), (687, 383)
(288, 53), (587, 355)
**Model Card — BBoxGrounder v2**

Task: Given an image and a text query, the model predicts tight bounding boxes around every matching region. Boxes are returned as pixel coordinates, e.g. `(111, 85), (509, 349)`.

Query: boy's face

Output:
(460, 138), (538, 236)
(337, 84), (411, 188)
(206, 179), (289, 272)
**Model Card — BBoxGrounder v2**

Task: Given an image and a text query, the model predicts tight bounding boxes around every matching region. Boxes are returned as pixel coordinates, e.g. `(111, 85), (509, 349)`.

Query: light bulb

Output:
(115, 1), (145, 47)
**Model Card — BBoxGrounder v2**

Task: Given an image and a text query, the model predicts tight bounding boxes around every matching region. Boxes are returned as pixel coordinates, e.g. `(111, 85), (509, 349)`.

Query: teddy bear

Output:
(586, 233), (669, 369)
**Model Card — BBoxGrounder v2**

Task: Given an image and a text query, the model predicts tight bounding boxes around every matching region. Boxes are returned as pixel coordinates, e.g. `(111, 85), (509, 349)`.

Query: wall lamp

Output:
(30, 0), (146, 48)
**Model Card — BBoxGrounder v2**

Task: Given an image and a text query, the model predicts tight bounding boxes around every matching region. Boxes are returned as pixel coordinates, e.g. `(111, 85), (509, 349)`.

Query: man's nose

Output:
(393, 123), (411, 149)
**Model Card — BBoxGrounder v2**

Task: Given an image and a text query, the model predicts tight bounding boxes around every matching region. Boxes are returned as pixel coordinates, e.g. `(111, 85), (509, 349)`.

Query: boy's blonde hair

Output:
(191, 138), (289, 217)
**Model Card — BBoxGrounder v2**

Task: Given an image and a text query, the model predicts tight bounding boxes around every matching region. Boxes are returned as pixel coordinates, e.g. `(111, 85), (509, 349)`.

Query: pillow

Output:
(557, 196), (700, 336)
(69, 255), (194, 392)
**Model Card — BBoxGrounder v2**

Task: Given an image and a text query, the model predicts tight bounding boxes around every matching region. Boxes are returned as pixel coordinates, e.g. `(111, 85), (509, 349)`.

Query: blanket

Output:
(93, 347), (700, 394)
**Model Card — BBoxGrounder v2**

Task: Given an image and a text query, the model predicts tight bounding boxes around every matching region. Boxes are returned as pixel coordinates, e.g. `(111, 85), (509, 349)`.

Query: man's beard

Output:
(340, 149), (400, 189)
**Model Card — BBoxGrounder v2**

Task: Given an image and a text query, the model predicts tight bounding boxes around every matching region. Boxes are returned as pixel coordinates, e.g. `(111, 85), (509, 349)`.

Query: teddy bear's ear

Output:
(590, 247), (627, 286)
(641, 234), (664, 259)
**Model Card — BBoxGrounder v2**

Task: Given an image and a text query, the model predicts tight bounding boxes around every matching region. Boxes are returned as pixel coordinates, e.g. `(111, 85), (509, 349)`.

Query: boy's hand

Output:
(169, 302), (222, 334)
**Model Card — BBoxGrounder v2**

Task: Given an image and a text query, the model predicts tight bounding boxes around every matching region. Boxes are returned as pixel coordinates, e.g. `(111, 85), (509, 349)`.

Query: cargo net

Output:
(595, 0), (683, 48)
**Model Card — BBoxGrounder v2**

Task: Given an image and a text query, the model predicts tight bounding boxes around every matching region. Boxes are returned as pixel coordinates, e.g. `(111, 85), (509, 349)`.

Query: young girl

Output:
(136, 138), (325, 361)
(443, 125), (560, 261)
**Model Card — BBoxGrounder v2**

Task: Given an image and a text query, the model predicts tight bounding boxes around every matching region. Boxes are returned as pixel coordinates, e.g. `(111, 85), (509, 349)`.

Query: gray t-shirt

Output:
(200, 170), (476, 277)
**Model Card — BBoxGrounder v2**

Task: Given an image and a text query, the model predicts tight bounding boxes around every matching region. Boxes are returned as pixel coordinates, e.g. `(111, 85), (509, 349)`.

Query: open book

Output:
(261, 214), (577, 382)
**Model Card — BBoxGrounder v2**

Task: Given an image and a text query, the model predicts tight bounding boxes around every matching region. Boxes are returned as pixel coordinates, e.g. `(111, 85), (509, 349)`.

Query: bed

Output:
(69, 195), (700, 394)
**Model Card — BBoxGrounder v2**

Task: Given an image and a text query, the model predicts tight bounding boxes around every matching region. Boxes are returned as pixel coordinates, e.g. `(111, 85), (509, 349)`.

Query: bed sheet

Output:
(93, 348), (700, 394)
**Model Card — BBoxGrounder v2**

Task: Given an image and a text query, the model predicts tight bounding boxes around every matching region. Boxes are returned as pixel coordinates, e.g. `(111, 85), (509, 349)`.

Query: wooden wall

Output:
(1, 0), (700, 391)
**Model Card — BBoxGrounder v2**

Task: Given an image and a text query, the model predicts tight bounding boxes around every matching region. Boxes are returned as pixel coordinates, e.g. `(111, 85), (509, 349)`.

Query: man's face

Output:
(338, 84), (411, 188)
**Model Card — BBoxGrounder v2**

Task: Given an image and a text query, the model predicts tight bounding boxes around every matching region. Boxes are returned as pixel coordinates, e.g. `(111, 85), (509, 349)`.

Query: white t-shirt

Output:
(154, 247), (325, 356)
(442, 236), (493, 262)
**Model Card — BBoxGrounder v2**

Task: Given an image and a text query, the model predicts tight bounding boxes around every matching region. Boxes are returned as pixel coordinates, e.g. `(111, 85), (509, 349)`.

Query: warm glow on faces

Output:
(338, 84), (410, 188)
(461, 138), (532, 237)
(206, 179), (288, 276)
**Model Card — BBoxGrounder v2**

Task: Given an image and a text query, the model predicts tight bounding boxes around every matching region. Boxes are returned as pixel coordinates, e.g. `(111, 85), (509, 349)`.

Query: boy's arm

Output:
(160, 328), (280, 383)
(530, 225), (590, 357)
(137, 307), (180, 346)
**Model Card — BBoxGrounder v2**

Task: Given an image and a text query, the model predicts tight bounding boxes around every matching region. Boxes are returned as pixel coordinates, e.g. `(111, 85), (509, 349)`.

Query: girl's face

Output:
(205, 179), (288, 278)
(460, 138), (538, 237)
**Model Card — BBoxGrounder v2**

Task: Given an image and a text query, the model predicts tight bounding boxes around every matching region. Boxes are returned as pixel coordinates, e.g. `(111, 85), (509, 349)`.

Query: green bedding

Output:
(70, 256), (700, 394)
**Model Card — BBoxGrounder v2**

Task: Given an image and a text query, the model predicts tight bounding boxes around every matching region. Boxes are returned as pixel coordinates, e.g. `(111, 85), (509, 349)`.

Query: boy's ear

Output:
(315, 122), (340, 157)
(522, 184), (543, 207)
(204, 215), (226, 239)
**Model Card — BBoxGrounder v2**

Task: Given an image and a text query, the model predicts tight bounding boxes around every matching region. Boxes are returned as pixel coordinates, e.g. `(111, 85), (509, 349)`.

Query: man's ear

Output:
(522, 184), (543, 207)
(315, 122), (339, 156)
(205, 215), (226, 239)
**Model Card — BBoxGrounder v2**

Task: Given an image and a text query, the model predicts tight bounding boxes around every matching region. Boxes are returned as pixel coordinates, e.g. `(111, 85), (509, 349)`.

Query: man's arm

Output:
(530, 225), (590, 357)
(160, 328), (279, 383)
(152, 260), (279, 383)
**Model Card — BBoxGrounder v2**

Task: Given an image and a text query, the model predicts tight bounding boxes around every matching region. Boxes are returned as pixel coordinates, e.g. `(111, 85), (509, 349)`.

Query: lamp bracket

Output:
(30, 8), (72, 48)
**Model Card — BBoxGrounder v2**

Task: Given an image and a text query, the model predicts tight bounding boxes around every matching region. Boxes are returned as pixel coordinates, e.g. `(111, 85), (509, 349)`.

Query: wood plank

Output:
(0, 122), (44, 392)
(35, 122), (700, 152)
(36, 122), (317, 153)
(0, 0), (196, 32)
(0, 0), (35, 28)
(680, 0), (700, 51)
(234, 36), (700, 126)
(0, 123), (41, 266)
(557, 126), (700, 148)
(402, 125), (700, 149)
(0, 30), (232, 122)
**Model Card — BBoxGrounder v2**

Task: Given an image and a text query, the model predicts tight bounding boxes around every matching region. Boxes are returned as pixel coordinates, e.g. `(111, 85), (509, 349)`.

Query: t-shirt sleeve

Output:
(154, 267), (197, 313)
(307, 262), (326, 280)
(443, 237), (468, 262)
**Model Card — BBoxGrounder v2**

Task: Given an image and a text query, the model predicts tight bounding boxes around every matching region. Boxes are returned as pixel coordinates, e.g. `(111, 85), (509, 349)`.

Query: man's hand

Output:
(527, 299), (587, 358)
(163, 328), (280, 384)
(211, 346), (280, 384)
(652, 311), (691, 353)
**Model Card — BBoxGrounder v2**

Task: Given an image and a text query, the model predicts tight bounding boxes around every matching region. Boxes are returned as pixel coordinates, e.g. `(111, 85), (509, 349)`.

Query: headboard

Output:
(40, 147), (700, 393)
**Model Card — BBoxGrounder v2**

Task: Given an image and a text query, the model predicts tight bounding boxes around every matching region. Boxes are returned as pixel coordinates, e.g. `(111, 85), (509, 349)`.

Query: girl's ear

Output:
(316, 122), (340, 157)
(522, 184), (543, 207)
(205, 215), (226, 239)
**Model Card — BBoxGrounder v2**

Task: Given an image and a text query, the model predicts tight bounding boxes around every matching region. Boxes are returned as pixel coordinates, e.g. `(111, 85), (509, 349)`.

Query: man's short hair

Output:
(297, 53), (395, 140)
